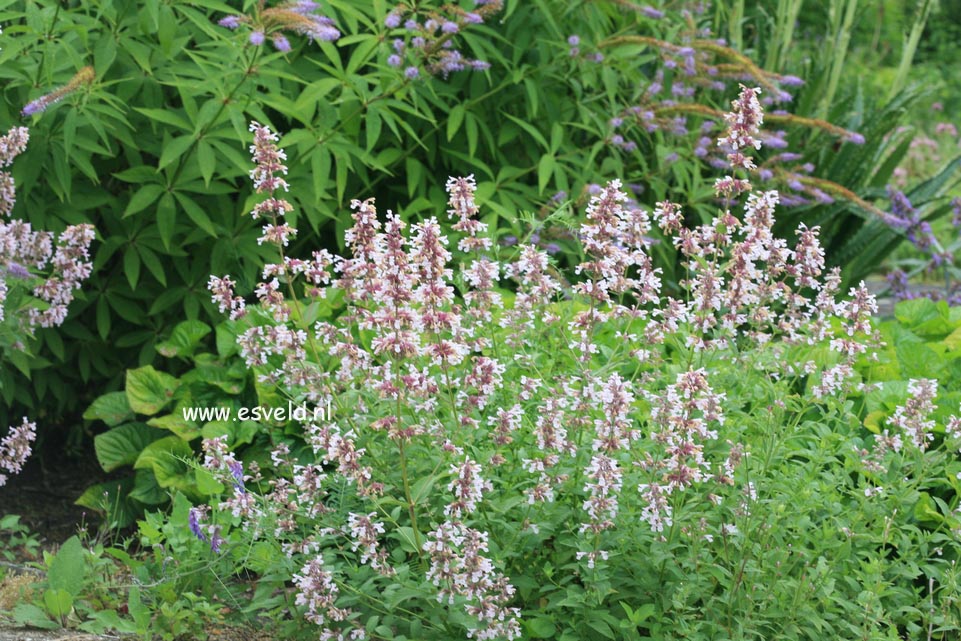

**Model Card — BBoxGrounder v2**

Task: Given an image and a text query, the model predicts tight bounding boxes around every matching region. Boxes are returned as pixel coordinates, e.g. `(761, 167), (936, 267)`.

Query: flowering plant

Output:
(145, 85), (960, 639)
(0, 123), (94, 485)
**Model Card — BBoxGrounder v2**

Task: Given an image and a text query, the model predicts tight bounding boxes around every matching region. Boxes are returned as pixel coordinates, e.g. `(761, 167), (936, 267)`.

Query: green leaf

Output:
(195, 467), (224, 495)
(75, 477), (140, 528)
(124, 248), (141, 289)
(537, 154), (555, 194)
(526, 618), (556, 638)
(447, 104), (466, 142)
(197, 140), (216, 186)
(47, 536), (86, 597)
(128, 468), (167, 505)
(147, 413), (201, 441)
(159, 136), (195, 170)
(394, 526), (419, 553)
(202, 420), (259, 448)
(156, 320), (212, 358)
(134, 107), (191, 130)
(126, 365), (181, 415)
(12, 603), (58, 629)
(216, 321), (241, 358)
(134, 436), (194, 489)
(123, 183), (164, 218)
(43, 589), (73, 620)
(95, 422), (161, 472)
(174, 192), (217, 237)
(157, 192), (177, 250)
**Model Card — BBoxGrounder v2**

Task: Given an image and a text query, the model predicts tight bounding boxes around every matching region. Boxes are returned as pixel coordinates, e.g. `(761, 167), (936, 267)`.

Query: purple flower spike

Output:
(6, 262), (30, 279)
(404, 66), (420, 79)
(189, 508), (207, 542)
(21, 100), (45, 117)
(249, 31), (265, 46)
(385, 12), (402, 28)
(388, 54), (402, 67)
(227, 459), (245, 492)
(218, 15), (242, 29)
(273, 34), (292, 52)
(209, 526), (224, 553)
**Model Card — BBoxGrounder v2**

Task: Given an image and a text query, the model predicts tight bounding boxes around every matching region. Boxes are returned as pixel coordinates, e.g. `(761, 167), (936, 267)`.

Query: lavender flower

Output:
(188, 507), (208, 542)
(218, 15), (243, 28)
(0, 418), (36, 487)
(641, 5), (665, 18)
(272, 33), (292, 52)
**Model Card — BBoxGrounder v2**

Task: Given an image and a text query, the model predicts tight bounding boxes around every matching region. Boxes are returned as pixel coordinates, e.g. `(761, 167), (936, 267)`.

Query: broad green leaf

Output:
(134, 436), (194, 490)
(75, 477), (139, 528)
(12, 603), (59, 629)
(95, 422), (161, 471)
(43, 589), (73, 620)
(126, 365), (180, 415)
(526, 618), (556, 638)
(155, 320), (212, 358)
(147, 413), (201, 441)
(47, 536), (85, 597)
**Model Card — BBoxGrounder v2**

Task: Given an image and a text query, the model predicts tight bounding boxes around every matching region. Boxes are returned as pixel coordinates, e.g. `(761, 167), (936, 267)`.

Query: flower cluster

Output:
(423, 522), (521, 640)
(0, 127), (96, 333)
(383, 1), (503, 79)
(0, 417), (35, 487)
(198, 86), (882, 639)
(217, 0), (340, 51)
(0, 127), (28, 217)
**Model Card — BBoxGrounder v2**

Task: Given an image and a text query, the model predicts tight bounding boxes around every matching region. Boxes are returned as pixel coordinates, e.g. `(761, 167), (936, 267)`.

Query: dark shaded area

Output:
(0, 441), (106, 546)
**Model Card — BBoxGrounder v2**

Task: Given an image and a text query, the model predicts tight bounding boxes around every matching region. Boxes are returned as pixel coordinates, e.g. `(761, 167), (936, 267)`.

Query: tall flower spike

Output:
(0, 418), (36, 487)
(717, 84), (763, 169)
(21, 67), (95, 117)
(0, 127), (29, 217)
